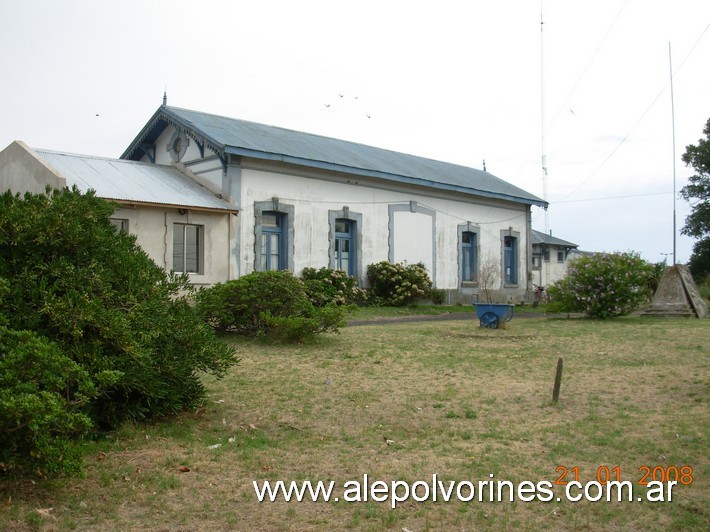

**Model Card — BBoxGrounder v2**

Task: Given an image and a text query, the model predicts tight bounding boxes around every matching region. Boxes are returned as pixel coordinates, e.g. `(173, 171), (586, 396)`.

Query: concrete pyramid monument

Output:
(642, 264), (708, 318)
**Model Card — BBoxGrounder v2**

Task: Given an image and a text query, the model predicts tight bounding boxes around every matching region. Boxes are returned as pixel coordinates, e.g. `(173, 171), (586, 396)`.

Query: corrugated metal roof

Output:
(35, 149), (236, 212)
(532, 229), (577, 248)
(123, 106), (547, 207)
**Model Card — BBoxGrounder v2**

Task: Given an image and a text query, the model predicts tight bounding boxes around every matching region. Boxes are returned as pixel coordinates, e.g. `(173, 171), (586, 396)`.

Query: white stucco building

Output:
(0, 102), (548, 303)
(531, 229), (579, 289)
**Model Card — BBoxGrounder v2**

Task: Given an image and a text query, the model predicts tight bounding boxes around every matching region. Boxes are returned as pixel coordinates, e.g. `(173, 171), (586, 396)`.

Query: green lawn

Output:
(1, 315), (708, 530)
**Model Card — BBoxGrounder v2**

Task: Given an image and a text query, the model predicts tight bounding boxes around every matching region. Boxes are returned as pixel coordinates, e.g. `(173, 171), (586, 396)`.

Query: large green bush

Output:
(366, 261), (432, 306)
(301, 267), (366, 306)
(0, 188), (237, 430)
(546, 252), (656, 319)
(196, 270), (346, 342)
(0, 324), (95, 476)
(0, 278), (96, 476)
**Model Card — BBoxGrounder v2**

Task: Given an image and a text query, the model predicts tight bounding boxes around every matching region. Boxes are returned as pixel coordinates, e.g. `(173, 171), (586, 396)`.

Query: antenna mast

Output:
(669, 43), (677, 266)
(540, 3), (549, 233)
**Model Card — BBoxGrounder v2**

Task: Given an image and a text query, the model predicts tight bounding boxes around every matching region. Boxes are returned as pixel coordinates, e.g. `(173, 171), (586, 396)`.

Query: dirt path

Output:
(346, 310), (567, 327)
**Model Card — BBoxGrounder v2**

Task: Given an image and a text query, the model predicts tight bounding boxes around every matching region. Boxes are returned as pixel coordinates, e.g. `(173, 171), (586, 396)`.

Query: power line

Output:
(509, 2), (628, 189)
(544, 0), (628, 137)
(554, 190), (671, 204)
(556, 22), (710, 204)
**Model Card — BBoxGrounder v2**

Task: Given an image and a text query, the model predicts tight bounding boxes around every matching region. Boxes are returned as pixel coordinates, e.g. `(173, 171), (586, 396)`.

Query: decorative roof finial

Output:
(162, 91), (167, 106)
(482, 159), (487, 172)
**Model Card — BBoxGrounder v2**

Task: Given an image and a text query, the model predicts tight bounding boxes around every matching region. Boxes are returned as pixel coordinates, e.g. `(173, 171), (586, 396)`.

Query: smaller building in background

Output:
(531, 229), (578, 289)
(0, 141), (237, 287)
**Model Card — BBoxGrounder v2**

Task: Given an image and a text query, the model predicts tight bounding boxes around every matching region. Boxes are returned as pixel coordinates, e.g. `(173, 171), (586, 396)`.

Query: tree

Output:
(680, 118), (710, 278)
(0, 187), (238, 431)
(477, 255), (500, 304)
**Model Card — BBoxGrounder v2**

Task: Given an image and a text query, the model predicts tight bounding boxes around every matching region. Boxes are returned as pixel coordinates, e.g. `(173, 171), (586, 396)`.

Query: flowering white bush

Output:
(301, 267), (367, 306)
(366, 261), (432, 306)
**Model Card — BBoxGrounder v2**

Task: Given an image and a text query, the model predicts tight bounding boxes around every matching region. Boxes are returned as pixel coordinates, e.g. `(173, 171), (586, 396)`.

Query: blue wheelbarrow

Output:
(472, 295), (514, 329)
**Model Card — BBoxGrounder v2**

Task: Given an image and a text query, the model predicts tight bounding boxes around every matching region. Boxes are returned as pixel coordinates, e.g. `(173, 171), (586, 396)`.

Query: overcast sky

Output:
(2, 0), (709, 264)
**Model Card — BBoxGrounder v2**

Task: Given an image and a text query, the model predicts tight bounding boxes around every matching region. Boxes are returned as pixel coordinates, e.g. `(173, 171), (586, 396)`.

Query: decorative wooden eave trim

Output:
(137, 143), (155, 164)
(121, 107), (227, 169)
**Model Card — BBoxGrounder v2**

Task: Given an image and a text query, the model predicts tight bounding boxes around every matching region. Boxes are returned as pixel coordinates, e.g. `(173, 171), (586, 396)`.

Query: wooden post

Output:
(552, 357), (563, 403)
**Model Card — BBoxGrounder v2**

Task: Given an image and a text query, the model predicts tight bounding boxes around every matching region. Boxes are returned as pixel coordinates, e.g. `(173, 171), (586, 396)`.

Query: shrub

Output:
(0, 188), (237, 429)
(0, 325), (96, 476)
(431, 288), (446, 305)
(366, 261), (432, 306)
(546, 252), (656, 319)
(301, 267), (366, 306)
(196, 270), (346, 342)
(0, 277), (97, 476)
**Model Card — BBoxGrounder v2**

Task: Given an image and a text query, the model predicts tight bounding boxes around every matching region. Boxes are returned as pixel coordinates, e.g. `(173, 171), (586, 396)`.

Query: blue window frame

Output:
(461, 231), (477, 282)
(504, 235), (518, 284)
(260, 211), (285, 271)
(334, 219), (355, 276)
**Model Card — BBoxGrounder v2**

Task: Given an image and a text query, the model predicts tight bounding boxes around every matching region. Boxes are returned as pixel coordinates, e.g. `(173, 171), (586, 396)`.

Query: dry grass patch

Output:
(1, 317), (708, 531)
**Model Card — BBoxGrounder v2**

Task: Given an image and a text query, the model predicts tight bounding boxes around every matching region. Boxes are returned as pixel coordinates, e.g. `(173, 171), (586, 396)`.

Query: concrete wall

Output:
(232, 162), (532, 302)
(0, 141), (66, 195)
(111, 205), (233, 287)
